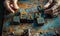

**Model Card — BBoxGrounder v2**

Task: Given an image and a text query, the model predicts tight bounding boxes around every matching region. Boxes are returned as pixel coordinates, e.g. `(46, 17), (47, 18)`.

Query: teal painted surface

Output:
(41, 16), (60, 30)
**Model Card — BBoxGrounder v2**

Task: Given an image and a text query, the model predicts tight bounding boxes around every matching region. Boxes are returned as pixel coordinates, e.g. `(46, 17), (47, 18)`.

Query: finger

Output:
(44, 0), (53, 9)
(13, 0), (19, 10)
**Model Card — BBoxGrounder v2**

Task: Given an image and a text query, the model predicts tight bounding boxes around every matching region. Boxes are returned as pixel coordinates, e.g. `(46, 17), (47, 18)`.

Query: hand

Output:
(44, 0), (53, 9)
(4, 0), (19, 13)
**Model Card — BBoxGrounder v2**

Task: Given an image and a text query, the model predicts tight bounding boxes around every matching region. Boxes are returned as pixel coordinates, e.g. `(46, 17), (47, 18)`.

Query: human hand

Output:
(4, 0), (19, 13)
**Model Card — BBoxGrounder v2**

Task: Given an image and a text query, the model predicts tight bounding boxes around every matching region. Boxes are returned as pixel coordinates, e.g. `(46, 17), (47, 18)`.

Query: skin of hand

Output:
(4, 0), (19, 13)
(44, 0), (53, 9)
(44, 0), (60, 16)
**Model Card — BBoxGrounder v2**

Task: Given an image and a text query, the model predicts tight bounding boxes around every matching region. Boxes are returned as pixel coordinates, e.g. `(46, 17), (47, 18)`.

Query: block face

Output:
(37, 17), (45, 24)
